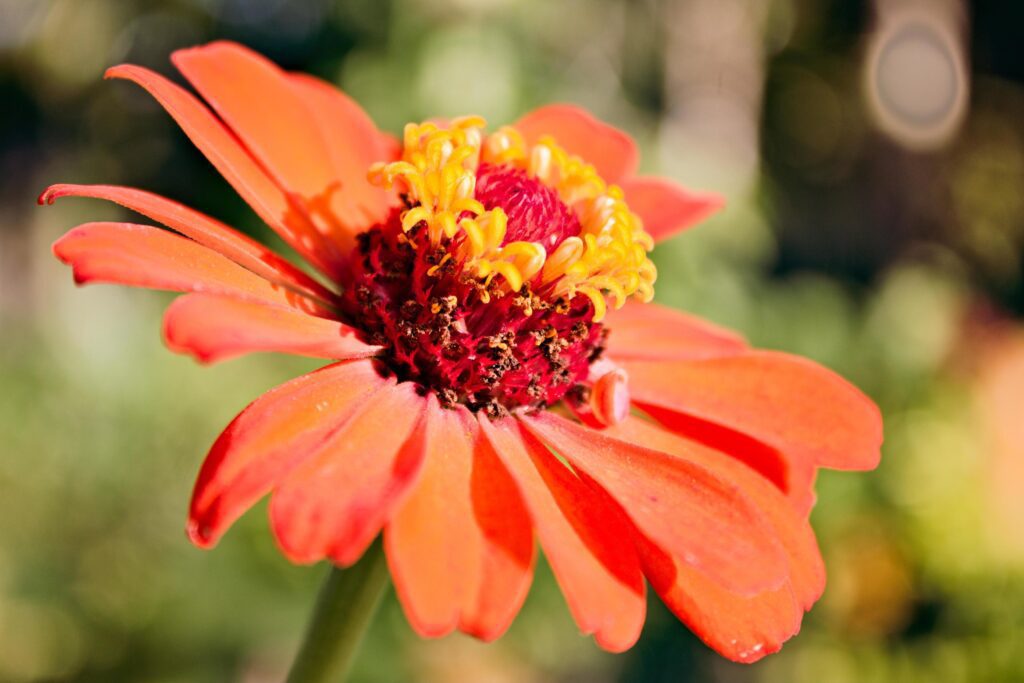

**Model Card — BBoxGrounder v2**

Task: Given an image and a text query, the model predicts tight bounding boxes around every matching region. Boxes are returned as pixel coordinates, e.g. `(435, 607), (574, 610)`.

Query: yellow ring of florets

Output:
(368, 117), (656, 322)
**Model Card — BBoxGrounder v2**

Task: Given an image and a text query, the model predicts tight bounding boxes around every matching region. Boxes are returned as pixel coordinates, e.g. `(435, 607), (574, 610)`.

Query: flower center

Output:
(343, 117), (656, 415)
(338, 214), (605, 417)
(474, 163), (581, 251)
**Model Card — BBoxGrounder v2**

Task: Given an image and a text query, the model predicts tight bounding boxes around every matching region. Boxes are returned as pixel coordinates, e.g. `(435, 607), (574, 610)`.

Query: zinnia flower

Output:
(43, 42), (882, 661)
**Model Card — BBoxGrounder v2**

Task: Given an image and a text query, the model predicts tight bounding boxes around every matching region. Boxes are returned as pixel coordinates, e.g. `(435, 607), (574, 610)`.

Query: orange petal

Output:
(604, 416), (825, 609)
(105, 63), (343, 278)
(460, 414), (537, 641)
(172, 42), (390, 260)
(385, 400), (533, 640)
(574, 416), (824, 661)
(603, 300), (748, 362)
(269, 382), (426, 566)
(52, 222), (317, 312)
(620, 177), (724, 243)
(163, 294), (377, 364)
(40, 183), (336, 307)
(622, 352), (884, 472)
(639, 536), (802, 663)
(514, 104), (638, 183)
(288, 73), (399, 226)
(523, 413), (789, 596)
(385, 401), (481, 637)
(480, 417), (646, 652)
(639, 403), (818, 516)
(188, 360), (384, 548)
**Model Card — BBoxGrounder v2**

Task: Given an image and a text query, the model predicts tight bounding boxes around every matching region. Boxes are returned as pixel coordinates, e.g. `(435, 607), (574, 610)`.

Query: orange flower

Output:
(42, 42), (882, 661)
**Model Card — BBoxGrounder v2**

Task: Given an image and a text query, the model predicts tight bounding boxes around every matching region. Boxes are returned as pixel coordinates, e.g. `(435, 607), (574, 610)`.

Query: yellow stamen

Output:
(479, 126), (657, 320)
(369, 116), (491, 246)
(369, 117), (658, 319)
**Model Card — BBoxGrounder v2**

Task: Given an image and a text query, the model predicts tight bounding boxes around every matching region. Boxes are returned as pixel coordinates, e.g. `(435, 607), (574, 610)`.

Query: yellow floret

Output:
(369, 117), (657, 321)
(481, 127), (657, 319)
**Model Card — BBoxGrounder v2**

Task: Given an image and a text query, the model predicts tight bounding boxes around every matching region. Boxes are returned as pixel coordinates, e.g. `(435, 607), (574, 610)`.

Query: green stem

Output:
(286, 538), (390, 683)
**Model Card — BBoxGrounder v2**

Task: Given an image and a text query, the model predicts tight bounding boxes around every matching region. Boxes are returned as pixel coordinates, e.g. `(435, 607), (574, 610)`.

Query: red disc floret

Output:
(474, 163), (582, 251)
(338, 208), (604, 416)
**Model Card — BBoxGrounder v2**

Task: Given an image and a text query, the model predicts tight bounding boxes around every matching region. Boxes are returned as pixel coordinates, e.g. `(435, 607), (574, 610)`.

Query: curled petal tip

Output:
(161, 312), (211, 364)
(590, 368), (631, 427)
(185, 518), (217, 549)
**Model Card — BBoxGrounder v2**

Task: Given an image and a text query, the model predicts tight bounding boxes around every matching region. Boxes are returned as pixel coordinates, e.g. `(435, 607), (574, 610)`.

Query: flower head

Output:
(43, 42), (882, 661)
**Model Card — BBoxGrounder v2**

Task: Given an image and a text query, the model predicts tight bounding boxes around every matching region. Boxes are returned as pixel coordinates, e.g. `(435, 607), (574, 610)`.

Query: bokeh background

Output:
(2, 0), (1023, 681)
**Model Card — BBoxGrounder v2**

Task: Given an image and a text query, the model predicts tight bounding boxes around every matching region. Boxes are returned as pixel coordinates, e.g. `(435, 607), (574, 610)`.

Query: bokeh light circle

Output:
(864, 10), (968, 150)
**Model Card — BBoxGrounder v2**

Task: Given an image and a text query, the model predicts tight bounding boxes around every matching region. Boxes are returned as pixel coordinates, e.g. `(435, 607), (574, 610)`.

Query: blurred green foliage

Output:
(2, 0), (1023, 681)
